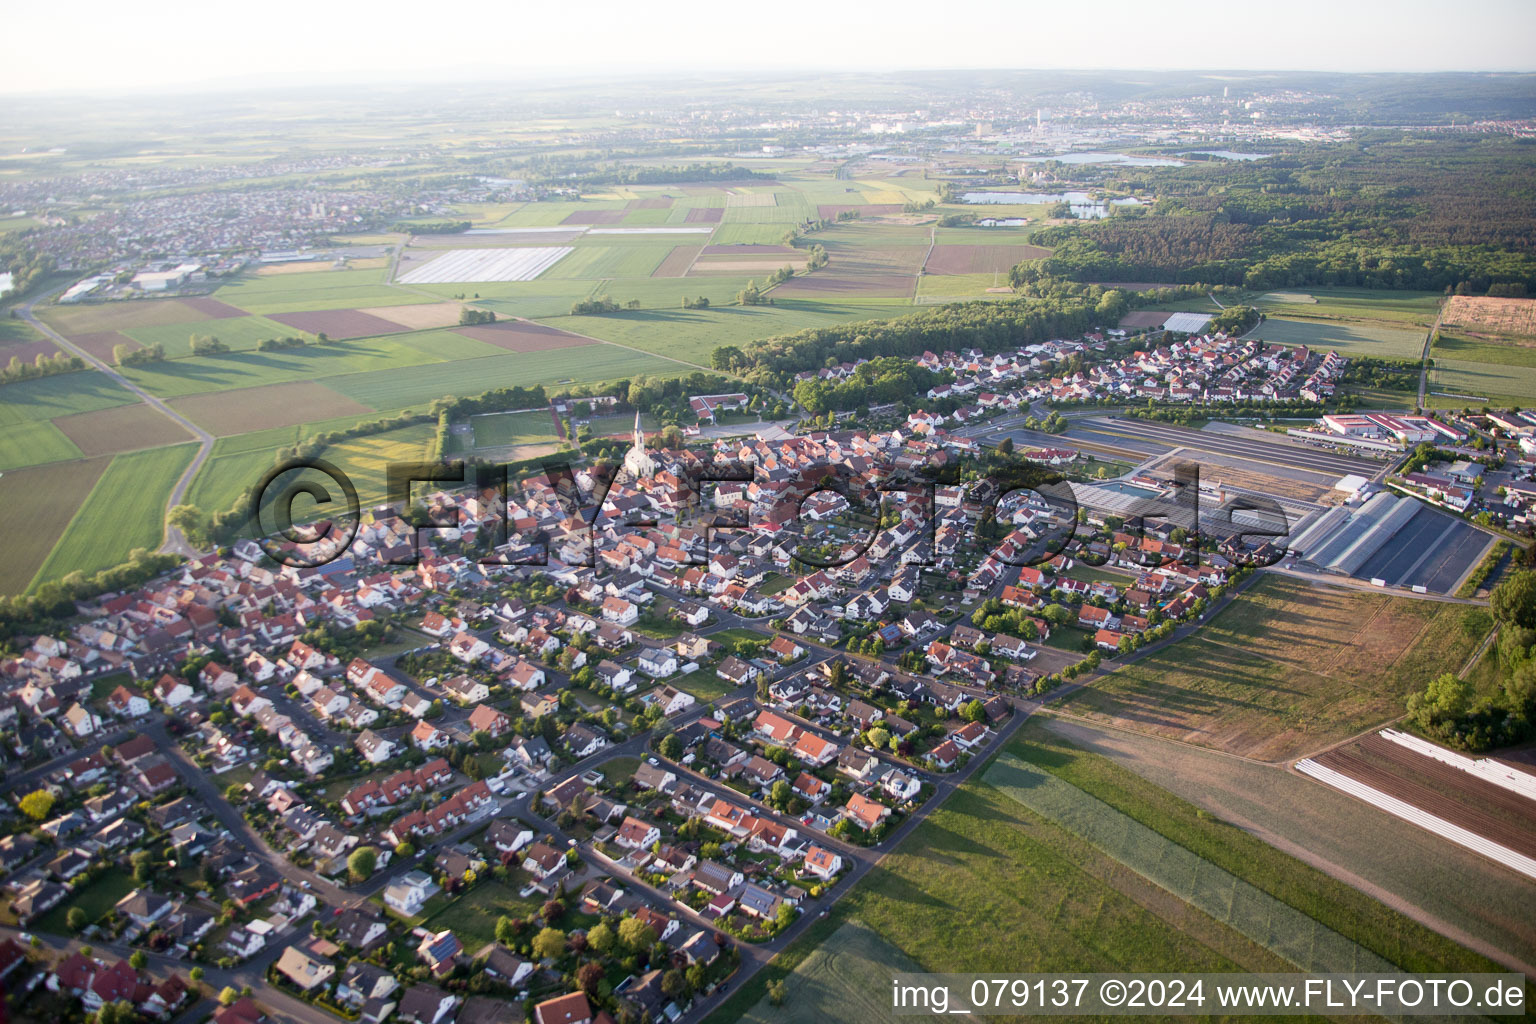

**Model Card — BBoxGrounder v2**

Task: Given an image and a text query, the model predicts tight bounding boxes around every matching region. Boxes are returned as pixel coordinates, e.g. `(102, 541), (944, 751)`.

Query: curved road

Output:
(19, 290), (215, 557)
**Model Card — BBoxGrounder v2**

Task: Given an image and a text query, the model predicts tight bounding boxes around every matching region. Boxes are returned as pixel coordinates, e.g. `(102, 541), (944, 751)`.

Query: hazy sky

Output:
(6, 0), (1534, 94)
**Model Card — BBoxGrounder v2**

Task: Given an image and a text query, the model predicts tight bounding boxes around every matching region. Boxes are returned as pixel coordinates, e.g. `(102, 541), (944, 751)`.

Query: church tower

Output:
(623, 410), (656, 481)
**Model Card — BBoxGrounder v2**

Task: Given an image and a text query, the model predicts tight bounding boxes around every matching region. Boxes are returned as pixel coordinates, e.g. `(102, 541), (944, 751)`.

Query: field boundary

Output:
(985, 754), (1397, 973)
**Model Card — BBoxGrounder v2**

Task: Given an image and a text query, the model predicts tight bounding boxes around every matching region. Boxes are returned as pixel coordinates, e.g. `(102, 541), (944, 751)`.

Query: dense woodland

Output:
(1020, 136), (1536, 292)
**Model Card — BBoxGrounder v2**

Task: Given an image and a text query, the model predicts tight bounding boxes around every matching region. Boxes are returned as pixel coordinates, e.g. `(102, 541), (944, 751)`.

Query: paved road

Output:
(18, 289), (215, 557)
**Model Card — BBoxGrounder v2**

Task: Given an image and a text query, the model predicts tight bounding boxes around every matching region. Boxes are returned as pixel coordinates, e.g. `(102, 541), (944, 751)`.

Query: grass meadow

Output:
(1054, 576), (1489, 760)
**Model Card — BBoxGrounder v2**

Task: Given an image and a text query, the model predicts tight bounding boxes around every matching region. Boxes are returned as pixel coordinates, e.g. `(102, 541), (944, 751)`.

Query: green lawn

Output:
(32, 443), (198, 589)
(34, 871), (138, 934)
(470, 409), (558, 449)
(675, 672), (739, 703)
(417, 880), (542, 953)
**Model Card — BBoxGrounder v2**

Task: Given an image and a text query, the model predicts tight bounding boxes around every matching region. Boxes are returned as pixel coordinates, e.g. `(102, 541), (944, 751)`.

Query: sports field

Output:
(470, 409), (559, 449)
(1053, 576), (1490, 760)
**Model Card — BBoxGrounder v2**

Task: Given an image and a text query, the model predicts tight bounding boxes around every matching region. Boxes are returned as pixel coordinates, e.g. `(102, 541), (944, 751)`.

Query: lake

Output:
(1180, 150), (1273, 161)
(961, 192), (1143, 220)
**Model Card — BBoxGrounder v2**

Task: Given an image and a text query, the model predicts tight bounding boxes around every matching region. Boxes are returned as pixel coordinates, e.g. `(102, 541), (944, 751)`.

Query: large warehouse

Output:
(1285, 492), (1491, 593)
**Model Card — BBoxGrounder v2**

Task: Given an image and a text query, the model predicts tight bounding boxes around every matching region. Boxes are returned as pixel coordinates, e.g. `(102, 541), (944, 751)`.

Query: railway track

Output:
(1079, 417), (1381, 477)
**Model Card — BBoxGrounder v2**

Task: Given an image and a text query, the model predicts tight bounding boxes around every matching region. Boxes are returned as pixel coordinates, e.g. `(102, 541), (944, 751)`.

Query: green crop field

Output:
(470, 409), (558, 449)
(1429, 333), (1536, 403)
(1246, 316), (1427, 359)
(735, 921), (921, 1024)
(118, 337), (441, 397)
(1255, 287), (1444, 326)
(182, 413), (377, 516)
(0, 457), (113, 593)
(0, 372), (139, 470)
(1055, 576), (1489, 760)
(548, 298), (913, 366)
(711, 721), (1508, 1024)
(541, 244), (672, 280)
(316, 423), (437, 507)
(322, 347), (688, 411)
(31, 443), (198, 588)
(213, 267), (422, 313)
(123, 313), (313, 354)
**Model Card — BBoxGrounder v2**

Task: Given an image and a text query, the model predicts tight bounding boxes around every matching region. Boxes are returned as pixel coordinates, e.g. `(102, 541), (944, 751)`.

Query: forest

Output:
(1018, 136), (1536, 292)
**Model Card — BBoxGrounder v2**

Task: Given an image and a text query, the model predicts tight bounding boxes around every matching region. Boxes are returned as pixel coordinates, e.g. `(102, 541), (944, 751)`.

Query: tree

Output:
(67, 906), (88, 931)
(347, 846), (377, 882)
(190, 966), (204, 983)
(768, 979), (789, 1006)
(1406, 672), (1473, 731)
(1492, 570), (1536, 629)
(662, 967), (688, 998)
(129, 950), (148, 969)
(18, 789), (54, 822)
(494, 915), (519, 945)
(617, 916), (656, 953)
(578, 961), (605, 994)
(961, 699), (986, 723)
(657, 733), (682, 759)
(531, 926), (566, 960)
(218, 987), (240, 1005)
(586, 921), (615, 955)
(775, 902), (797, 930)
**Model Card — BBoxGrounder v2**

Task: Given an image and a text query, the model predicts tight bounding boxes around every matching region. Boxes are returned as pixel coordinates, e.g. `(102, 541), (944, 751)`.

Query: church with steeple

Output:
(622, 410), (656, 481)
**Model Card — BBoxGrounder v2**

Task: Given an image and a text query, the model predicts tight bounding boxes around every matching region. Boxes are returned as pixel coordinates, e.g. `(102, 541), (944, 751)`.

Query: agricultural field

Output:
(550, 298), (913, 367)
(166, 380), (374, 436)
(0, 457), (112, 593)
(0, 371), (139, 471)
(1429, 333), (1536, 404)
(0, 316), (60, 363)
(1438, 294), (1536, 341)
(52, 402), (194, 455)
(0, 170), (1049, 591)
(1036, 716), (1536, 968)
(1053, 575), (1490, 760)
(1311, 732), (1536, 856)
(396, 246), (574, 284)
(1253, 287), (1444, 327)
(1246, 316), (1428, 359)
(181, 414), (381, 516)
(122, 313), (312, 354)
(32, 444), (198, 586)
(714, 721), (1508, 1024)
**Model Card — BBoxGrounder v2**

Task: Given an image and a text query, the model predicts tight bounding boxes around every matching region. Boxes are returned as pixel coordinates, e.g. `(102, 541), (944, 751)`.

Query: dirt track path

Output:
(20, 289), (215, 557)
